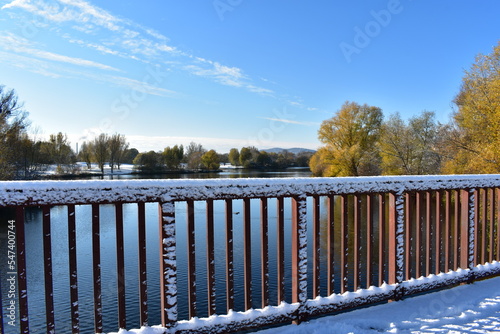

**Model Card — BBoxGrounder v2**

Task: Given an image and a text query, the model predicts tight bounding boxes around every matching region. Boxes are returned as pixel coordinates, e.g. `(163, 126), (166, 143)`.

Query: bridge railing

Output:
(1, 176), (500, 333)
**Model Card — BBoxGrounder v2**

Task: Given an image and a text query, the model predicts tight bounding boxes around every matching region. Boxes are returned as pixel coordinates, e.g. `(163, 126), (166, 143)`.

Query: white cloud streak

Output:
(1, 0), (308, 105)
(0, 32), (120, 71)
(259, 117), (319, 127)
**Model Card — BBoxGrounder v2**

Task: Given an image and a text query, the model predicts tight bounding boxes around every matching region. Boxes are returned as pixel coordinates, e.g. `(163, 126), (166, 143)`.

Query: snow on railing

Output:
(1, 175), (500, 334)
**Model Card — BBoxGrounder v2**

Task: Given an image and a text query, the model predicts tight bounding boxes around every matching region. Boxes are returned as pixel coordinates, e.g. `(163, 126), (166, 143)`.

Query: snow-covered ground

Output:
(74, 162), (135, 175)
(38, 162), (136, 176)
(257, 276), (500, 334)
(109, 276), (500, 334)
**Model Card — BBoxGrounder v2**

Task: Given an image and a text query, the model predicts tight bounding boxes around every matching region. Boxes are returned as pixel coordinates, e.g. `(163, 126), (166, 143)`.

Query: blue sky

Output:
(1, 0), (499, 153)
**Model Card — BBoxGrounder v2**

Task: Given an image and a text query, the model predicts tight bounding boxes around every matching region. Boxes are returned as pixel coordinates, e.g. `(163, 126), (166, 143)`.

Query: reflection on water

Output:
(0, 169), (324, 333)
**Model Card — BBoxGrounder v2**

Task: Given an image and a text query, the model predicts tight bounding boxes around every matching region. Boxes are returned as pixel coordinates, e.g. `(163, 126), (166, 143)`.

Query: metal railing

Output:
(1, 175), (500, 333)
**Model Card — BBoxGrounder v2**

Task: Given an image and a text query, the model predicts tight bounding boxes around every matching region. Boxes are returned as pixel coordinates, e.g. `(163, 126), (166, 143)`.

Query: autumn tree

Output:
(133, 151), (163, 173)
(228, 148), (240, 166)
(122, 148), (139, 164)
(163, 145), (184, 170)
(379, 111), (442, 175)
(310, 101), (383, 176)
(447, 41), (500, 173)
(239, 146), (259, 168)
(201, 149), (220, 170)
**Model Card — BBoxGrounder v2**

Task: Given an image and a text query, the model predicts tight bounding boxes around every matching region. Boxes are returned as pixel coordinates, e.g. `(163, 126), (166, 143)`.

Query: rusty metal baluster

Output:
(206, 199), (216, 315)
(404, 193), (412, 280)
(68, 204), (79, 333)
(453, 190), (460, 270)
(291, 196), (308, 322)
(225, 199), (234, 312)
(353, 194), (361, 290)
(187, 200), (196, 318)
(435, 191), (442, 274)
(425, 191), (431, 277)
(158, 201), (177, 328)
(327, 195), (335, 295)
(261, 198), (269, 308)
(497, 188), (500, 261)
(92, 204), (103, 333)
(366, 194), (373, 287)
(378, 194), (386, 286)
(276, 197), (285, 304)
(42, 206), (55, 333)
(340, 194), (348, 293)
(460, 190), (473, 271)
(115, 203), (126, 329)
(444, 191), (451, 273)
(138, 202), (148, 325)
(489, 188), (495, 263)
(243, 198), (252, 310)
(415, 192), (422, 278)
(481, 189), (487, 264)
(16, 207), (29, 334)
(388, 194), (397, 285)
(473, 190), (479, 266)
(312, 195), (321, 298)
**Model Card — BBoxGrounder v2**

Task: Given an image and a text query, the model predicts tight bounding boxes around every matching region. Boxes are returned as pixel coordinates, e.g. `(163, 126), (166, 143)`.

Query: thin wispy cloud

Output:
(0, 51), (63, 78)
(0, 32), (120, 71)
(1, 0), (314, 108)
(259, 117), (319, 127)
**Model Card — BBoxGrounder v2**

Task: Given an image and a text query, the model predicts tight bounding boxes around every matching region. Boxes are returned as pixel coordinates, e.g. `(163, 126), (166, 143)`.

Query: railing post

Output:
(92, 204), (103, 333)
(16, 207), (29, 334)
(460, 189), (475, 282)
(243, 198), (252, 310)
(115, 203), (126, 329)
(276, 197), (285, 304)
(158, 201), (178, 329)
(206, 199), (216, 315)
(138, 202), (148, 325)
(42, 206), (55, 334)
(67, 204), (80, 333)
(187, 199), (197, 318)
(291, 196), (307, 323)
(388, 192), (405, 299)
(225, 199), (234, 312)
(312, 195), (321, 298)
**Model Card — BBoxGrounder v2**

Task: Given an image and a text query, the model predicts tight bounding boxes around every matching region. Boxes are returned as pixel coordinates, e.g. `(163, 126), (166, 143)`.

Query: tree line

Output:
(310, 41), (500, 177)
(132, 143), (313, 173)
(0, 86), (313, 179)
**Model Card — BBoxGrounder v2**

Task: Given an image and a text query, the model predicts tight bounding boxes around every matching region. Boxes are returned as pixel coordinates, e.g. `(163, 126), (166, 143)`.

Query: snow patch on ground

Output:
(257, 276), (500, 334)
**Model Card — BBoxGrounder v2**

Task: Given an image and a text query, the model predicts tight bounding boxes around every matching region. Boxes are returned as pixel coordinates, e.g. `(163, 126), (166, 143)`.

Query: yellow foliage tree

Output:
(310, 101), (382, 177)
(446, 41), (500, 173)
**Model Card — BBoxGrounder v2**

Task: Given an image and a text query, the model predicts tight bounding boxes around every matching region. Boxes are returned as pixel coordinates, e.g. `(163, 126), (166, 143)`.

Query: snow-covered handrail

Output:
(1, 174), (500, 206)
(1, 175), (500, 334)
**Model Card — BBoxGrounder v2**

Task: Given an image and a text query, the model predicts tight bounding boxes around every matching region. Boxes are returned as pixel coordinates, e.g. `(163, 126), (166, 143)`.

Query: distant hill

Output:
(263, 147), (316, 154)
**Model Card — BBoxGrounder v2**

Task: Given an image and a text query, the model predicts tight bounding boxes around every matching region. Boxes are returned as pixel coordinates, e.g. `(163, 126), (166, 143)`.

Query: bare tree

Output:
(109, 133), (128, 173)
(92, 133), (109, 174)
